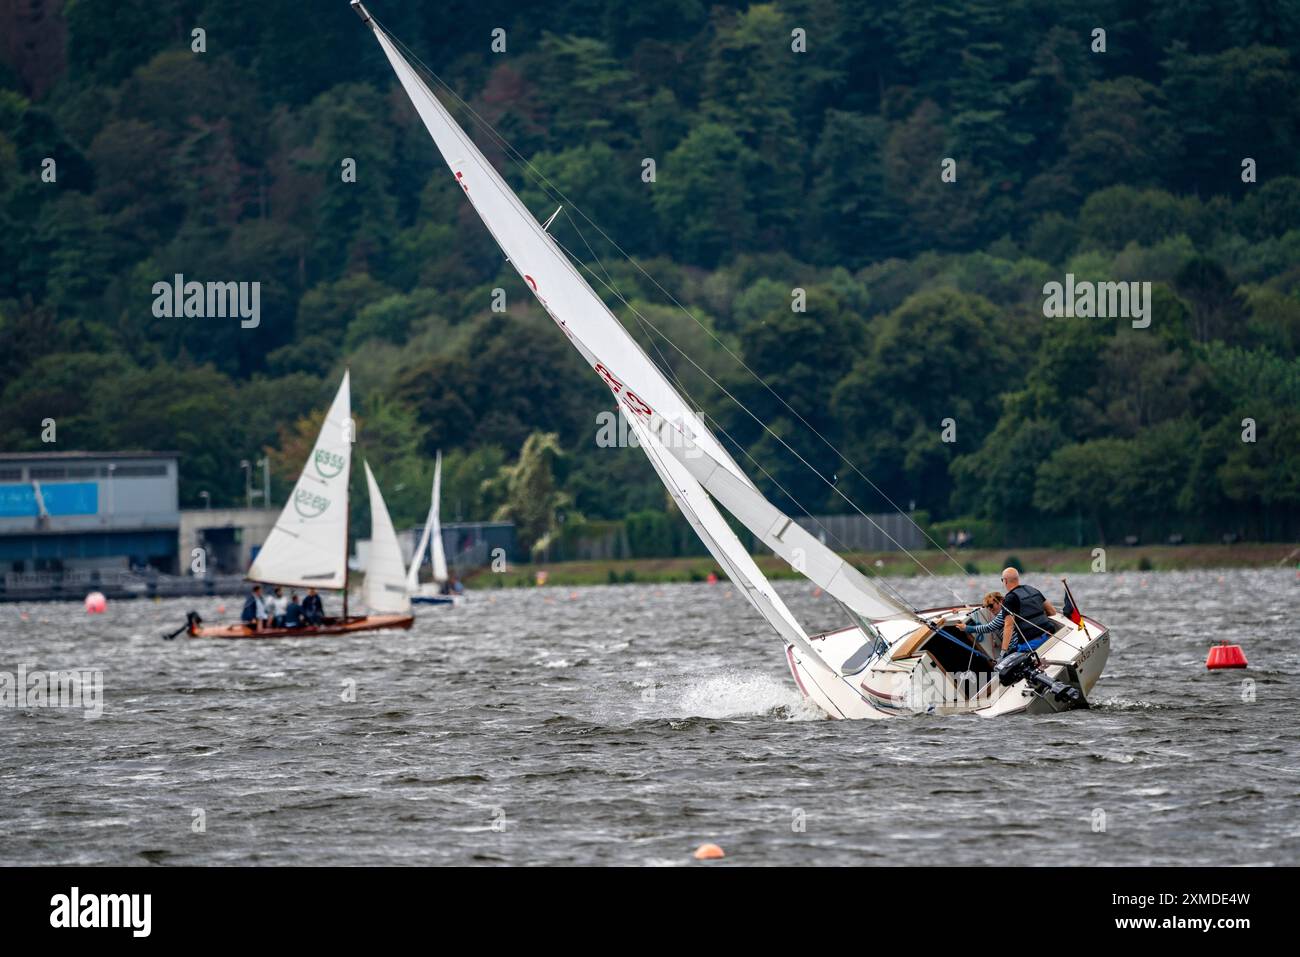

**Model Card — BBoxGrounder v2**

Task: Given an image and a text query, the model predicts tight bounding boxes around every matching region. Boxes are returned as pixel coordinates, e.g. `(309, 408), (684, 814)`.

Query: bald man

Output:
(997, 567), (1059, 657)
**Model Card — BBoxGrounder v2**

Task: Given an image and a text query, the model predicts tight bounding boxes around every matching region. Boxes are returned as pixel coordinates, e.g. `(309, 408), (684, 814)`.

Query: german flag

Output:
(1062, 579), (1087, 636)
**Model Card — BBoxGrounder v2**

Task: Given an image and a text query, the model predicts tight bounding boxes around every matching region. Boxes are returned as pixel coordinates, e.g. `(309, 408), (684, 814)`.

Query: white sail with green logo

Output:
(248, 372), (352, 590)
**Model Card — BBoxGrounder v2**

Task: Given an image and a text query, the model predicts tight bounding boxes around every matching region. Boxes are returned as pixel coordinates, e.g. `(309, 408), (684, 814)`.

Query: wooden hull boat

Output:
(164, 372), (416, 644)
(189, 614), (414, 639)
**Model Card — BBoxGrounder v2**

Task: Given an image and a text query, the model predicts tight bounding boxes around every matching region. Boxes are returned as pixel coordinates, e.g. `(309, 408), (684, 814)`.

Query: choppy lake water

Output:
(1, 568), (1296, 865)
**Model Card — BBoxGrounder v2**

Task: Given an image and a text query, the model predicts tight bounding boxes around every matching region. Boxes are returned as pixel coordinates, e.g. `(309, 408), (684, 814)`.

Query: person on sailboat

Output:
(283, 593), (303, 629)
(241, 585), (266, 632)
(267, 586), (287, 627)
(944, 591), (1004, 658)
(998, 568), (1060, 656)
(302, 588), (324, 626)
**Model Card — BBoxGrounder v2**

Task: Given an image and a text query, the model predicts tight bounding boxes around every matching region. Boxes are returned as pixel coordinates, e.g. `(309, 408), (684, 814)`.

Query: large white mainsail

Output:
(363, 461), (413, 615)
(356, 3), (815, 646)
(248, 372), (352, 589)
(405, 450), (449, 592)
(355, 5), (750, 488)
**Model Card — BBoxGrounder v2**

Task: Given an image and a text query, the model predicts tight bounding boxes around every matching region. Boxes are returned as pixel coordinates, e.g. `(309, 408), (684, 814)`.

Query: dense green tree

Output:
(485, 431), (574, 554)
(653, 123), (759, 265)
(833, 289), (1011, 515)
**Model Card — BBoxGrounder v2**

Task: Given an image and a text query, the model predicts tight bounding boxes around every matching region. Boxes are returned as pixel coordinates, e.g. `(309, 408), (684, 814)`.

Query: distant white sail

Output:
(363, 461), (412, 615)
(430, 450), (448, 583)
(406, 471), (434, 590)
(405, 450), (448, 591)
(248, 372), (352, 590)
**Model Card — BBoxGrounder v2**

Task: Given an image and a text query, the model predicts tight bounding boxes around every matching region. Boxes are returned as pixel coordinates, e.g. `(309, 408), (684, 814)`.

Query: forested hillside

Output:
(2, 0), (1298, 551)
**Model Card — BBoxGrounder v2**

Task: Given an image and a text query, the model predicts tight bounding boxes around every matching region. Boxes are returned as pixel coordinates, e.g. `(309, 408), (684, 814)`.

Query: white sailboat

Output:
(353, 4), (1109, 714)
(186, 371), (414, 639)
(406, 450), (461, 606)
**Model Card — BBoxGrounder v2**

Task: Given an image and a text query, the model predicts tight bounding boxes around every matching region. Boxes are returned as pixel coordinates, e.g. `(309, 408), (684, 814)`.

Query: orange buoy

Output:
(84, 592), (107, 614)
(1206, 643), (1248, 669)
(706, 572), (718, 584)
(693, 843), (725, 860)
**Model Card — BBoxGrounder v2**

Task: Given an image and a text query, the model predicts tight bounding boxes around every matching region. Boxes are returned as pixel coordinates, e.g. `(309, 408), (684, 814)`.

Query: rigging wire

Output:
(555, 209), (918, 615)
(550, 231), (921, 615)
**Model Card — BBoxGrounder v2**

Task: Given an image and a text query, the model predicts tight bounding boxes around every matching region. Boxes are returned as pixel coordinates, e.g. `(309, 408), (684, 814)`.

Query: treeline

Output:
(1, 0), (1298, 551)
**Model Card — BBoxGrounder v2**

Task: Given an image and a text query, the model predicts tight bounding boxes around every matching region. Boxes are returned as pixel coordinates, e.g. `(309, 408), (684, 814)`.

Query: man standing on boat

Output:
(998, 568), (1060, 657)
(241, 585), (266, 633)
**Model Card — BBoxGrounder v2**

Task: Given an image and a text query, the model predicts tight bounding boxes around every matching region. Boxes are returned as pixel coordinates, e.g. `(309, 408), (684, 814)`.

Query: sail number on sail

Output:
(594, 363), (654, 420)
(294, 489), (331, 518)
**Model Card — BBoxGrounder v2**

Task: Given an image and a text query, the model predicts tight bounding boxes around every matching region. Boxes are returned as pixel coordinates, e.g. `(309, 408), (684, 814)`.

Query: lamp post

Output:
(240, 460), (252, 510)
(257, 456), (271, 509)
(199, 490), (211, 510)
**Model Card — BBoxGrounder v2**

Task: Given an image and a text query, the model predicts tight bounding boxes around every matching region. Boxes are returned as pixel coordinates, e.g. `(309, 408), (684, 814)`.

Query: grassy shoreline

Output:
(464, 543), (1300, 588)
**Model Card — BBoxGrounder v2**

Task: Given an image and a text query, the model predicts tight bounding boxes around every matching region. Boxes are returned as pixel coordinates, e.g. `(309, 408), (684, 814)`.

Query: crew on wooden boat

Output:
(303, 588), (324, 625)
(241, 585), (265, 632)
(284, 594), (304, 629)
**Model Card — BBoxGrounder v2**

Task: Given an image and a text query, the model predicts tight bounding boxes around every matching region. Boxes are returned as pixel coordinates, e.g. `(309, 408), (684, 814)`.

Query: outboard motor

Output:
(996, 650), (1083, 705)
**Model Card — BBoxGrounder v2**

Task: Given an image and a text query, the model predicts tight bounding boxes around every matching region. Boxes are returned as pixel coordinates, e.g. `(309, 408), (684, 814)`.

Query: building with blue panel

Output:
(0, 451), (180, 574)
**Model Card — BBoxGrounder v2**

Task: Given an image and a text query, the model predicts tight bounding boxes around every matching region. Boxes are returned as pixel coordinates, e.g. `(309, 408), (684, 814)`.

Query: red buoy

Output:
(1206, 643), (1248, 669)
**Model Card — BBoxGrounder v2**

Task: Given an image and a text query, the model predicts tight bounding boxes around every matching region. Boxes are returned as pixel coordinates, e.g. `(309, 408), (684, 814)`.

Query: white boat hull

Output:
(786, 607), (1110, 720)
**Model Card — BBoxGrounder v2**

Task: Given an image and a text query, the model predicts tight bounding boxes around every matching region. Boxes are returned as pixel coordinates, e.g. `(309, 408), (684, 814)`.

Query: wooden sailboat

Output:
(353, 4), (1109, 714)
(406, 450), (460, 606)
(185, 371), (414, 639)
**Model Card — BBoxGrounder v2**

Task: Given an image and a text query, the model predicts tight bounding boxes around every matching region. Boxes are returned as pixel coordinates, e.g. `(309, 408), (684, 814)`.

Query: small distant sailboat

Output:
(406, 451), (461, 606)
(183, 372), (414, 639)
